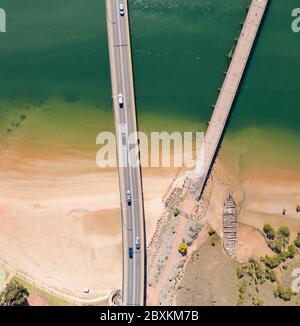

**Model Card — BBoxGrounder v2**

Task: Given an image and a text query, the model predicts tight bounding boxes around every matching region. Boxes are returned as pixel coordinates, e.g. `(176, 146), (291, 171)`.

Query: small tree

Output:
(277, 226), (290, 246)
(263, 224), (276, 240)
(274, 238), (283, 254)
(264, 255), (281, 269)
(265, 268), (276, 282)
(287, 244), (297, 259)
(252, 297), (264, 306)
(208, 227), (216, 236)
(249, 257), (264, 282)
(0, 280), (29, 306)
(239, 280), (247, 294)
(173, 208), (181, 217)
(294, 231), (300, 249)
(237, 294), (244, 306)
(178, 242), (188, 256)
(279, 251), (288, 263)
(267, 240), (276, 252)
(236, 265), (246, 279)
(274, 286), (296, 301)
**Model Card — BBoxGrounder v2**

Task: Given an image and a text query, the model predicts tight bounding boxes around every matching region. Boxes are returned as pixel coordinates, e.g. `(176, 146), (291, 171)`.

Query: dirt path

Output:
(147, 216), (187, 305)
(147, 196), (200, 305)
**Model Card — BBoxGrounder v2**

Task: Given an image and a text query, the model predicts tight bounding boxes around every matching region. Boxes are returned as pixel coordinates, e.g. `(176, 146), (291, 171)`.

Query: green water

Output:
(0, 0), (110, 103)
(130, 0), (300, 135)
(0, 0), (299, 161)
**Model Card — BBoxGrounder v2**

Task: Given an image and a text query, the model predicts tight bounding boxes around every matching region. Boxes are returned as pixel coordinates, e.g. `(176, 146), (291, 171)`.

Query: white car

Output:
(135, 237), (140, 251)
(119, 4), (125, 16)
(118, 94), (124, 108)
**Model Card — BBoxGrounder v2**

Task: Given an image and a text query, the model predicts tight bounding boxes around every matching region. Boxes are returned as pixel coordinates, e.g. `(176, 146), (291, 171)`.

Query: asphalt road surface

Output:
(105, 0), (146, 306)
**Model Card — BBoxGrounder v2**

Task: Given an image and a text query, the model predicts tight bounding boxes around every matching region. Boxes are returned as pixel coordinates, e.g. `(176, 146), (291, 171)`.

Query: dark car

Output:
(128, 246), (133, 259)
(126, 190), (132, 207)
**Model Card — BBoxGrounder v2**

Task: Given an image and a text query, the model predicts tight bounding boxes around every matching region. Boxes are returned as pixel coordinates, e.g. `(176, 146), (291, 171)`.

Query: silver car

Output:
(121, 133), (126, 146)
(135, 237), (140, 251)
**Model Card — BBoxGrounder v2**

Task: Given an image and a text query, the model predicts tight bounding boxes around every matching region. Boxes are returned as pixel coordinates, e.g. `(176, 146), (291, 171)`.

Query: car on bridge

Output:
(118, 94), (124, 108)
(122, 133), (126, 146)
(128, 246), (133, 259)
(135, 237), (140, 251)
(119, 4), (125, 17)
(126, 190), (132, 206)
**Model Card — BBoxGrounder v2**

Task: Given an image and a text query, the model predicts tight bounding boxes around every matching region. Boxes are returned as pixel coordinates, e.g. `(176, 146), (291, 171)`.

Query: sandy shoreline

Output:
(0, 147), (176, 298)
(0, 125), (299, 299)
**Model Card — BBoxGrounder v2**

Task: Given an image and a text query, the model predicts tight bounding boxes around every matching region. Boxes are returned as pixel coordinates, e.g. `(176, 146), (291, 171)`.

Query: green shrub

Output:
(274, 286), (296, 301)
(263, 224), (276, 240)
(278, 251), (288, 263)
(237, 280), (247, 306)
(287, 244), (297, 259)
(277, 226), (290, 245)
(252, 297), (264, 306)
(0, 280), (29, 306)
(173, 208), (181, 217)
(208, 228), (218, 247)
(236, 265), (246, 279)
(294, 232), (300, 249)
(274, 238), (283, 254)
(267, 240), (276, 252)
(249, 258), (264, 281)
(178, 242), (188, 256)
(239, 280), (247, 294)
(237, 293), (245, 306)
(265, 268), (277, 282)
(264, 255), (281, 269)
(208, 227), (216, 236)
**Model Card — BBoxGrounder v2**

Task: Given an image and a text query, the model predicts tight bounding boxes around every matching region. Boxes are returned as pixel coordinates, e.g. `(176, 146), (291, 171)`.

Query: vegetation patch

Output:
(236, 224), (300, 305)
(294, 231), (300, 249)
(208, 227), (218, 246)
(10, 277), (71, 306)
(263, 224), (276, 240)
(274, 286), (296, 301)
(0, 280), (29, 306)
(178, 242), (188, 256)
(174, 208), (181, 217)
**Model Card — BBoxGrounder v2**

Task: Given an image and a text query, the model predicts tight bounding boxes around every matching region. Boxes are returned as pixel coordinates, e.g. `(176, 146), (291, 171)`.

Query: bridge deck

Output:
(105, 0), (145, 306)
(195, 0), (269, 198)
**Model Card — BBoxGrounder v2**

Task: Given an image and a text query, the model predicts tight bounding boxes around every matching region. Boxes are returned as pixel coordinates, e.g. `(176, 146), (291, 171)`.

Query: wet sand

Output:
(0, 147), (176, 298)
